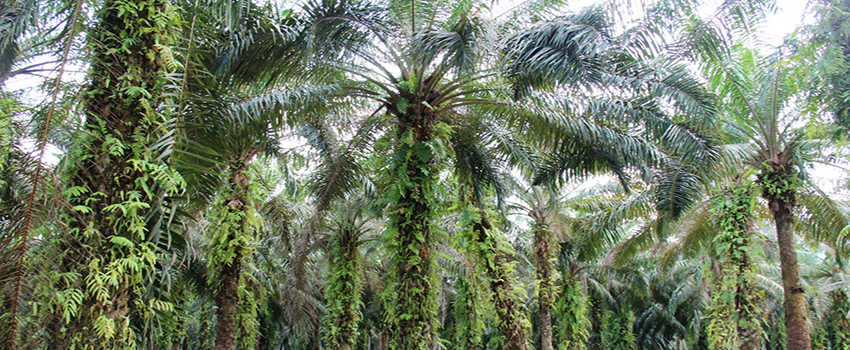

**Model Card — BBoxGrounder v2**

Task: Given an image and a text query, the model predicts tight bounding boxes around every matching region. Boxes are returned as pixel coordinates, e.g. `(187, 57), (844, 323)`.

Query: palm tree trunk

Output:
(472, 216), (529, 350)
(386, 110), (440, 350)
(324, 223), (363, 350)
(532, 218), (556, 350)
(772, 200), (811, 350)
(760, 161), (811, 350)
(214, 257), (242, 350)
(213, 165), (252, 350)
(54, 0), (175, 346)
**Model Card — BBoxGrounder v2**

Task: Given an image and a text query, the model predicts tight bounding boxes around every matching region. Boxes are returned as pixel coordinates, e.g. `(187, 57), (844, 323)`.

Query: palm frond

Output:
(795, 185), (850, 254)
(504, 6), (612, 98)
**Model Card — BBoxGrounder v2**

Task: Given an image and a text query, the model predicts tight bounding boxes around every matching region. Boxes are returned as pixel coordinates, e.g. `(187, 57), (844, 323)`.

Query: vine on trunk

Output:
(207, 163), (261, 350)
(323, 220), (364, 350)
(458, 203), (530, 350)
(706, 183), (763, 350)
(383, 76), (451, 349)
(51, 0), (183, 347)
(555, 277), (590, 350)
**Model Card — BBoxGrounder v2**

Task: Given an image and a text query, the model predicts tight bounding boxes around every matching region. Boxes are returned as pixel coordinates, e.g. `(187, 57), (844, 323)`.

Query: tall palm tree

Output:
(698, 46), (850, 350)
(43, 0), (183, 347)
(177, 69), (333, 350)
(225, 2), (716, 349)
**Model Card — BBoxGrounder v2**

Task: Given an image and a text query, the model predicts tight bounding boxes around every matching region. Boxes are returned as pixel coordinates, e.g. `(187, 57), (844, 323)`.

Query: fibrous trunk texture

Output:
(532, 217), (555, 350)
(214, 258), (242, 350)
(772, 202), (810, 350)
(760, 161), (811, 350)
(56, 0), (176, 347)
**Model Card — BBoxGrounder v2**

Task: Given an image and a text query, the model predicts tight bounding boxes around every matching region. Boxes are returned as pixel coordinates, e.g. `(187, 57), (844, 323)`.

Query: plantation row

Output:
(1, 0), (849, 349)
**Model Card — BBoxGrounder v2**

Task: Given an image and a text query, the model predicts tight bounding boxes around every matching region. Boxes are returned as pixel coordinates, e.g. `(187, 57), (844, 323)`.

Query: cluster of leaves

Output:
(601, 307), (637, 350)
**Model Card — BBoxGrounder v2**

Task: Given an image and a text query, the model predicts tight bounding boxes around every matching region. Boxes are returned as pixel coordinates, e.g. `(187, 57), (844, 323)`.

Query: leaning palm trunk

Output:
(55, 0), (178, 347)
(759, 161), (811, 350)
(470, 213), (530, 350)
(531, 213), (556, 350)
(706, 183), (763, 350)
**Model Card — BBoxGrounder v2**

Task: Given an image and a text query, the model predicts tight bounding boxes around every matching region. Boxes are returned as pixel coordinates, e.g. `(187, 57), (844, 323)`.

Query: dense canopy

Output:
(1, 0), (849, 350)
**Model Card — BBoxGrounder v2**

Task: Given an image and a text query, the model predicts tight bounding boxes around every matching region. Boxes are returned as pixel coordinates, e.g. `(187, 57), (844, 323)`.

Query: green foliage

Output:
(205, 165), (262, 347)
(206, 195), (257, 284)
(706, 183), (764, 350)
(766, 311), (787, 350)
(457, 201), (531, 350)
(601, 308), (636, 350)
(811, 317), (829, 350)
(383, 129), (443, 350)
(555, 278), (590, 350)
(43, 0), (184, 346)
(830, 290), (850, 350)
(758, 161), (801, 206)
(323, 223), (364, 349)
(451, 275), (486, 350)
(237, 281), (263, 350)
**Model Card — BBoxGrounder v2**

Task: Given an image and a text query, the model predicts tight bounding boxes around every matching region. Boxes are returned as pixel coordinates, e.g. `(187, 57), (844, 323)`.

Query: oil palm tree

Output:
(699, 45), (850, 350)
(222, 1), (719, 349)
(44, 0), (184, 348)
(177, 69), (336, 350)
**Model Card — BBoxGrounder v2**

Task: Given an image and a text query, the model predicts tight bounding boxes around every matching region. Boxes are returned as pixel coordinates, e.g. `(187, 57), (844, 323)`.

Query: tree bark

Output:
(771, 200), (811, 350)
(760, 160), (811, 350)
(214, 257), (242, 350)
(532, 217), (555, 350)
(213, 166), (252, 350)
